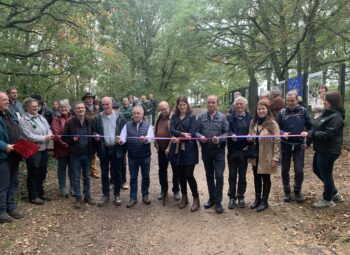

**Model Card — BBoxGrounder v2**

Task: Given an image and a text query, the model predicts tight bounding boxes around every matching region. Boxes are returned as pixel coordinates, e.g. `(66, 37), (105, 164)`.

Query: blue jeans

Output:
(57, 156), (73, 193)
(203, 150), (225, 204)
(128, 156), (151, 200)
(312, 152), (339, 201)
(99, 146), (121, 197)
(70, 155), (91, 198)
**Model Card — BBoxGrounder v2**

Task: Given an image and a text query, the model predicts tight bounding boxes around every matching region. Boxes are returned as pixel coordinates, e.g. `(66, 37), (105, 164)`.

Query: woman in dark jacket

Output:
(307, 91), (345, 208)
(168, 96), (199, 212)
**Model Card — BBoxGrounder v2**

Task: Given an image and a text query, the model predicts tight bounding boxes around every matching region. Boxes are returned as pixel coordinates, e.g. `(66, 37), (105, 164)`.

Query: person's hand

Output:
(139, 136), (148, 143)
(171, 137), (180, 143)
(247, 134), (253, 142)
(199, 136), (208, 143)
(271, 160), (278, 168)
(5, 144), (14, 153)
(212, 136), (220, 144)
(181, 132), (191, 138)
(73, 136), (79, 142)
(231, 134), (237, 142)
(94, 134), (100, 141)
(282, 132), (289, 140)
(115, 136), (123, 144)
(300, 131), (308, 137)
(45, 135), (54, 141)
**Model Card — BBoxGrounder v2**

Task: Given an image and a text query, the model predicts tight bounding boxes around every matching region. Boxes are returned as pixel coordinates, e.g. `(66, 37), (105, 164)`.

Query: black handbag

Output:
(244, 126), (262, 159)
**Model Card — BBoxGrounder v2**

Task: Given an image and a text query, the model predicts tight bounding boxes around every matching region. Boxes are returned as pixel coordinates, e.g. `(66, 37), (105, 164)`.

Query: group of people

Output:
(0, 85), (345, 224)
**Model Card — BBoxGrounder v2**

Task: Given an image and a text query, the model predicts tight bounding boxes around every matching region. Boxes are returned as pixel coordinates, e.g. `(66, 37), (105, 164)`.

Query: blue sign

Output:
(288, 76), (303, 96)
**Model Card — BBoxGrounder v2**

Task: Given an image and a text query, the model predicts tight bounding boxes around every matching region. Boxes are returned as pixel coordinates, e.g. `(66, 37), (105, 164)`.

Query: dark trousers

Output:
(0, 160), (10, 213)
(227, 152), (248, 199)
(312, 152), (339, 201)
(120, 154), (127, 184)
(128, 156), (150, 200)
(203, 151), (225, 204)
(158, 151), (180, 194)
(7, 153), (20, 211)
(25, 150), (49, 200)
(70, 155), (91, 198)
(173, 165), (198, 198)
(281, 143), (304, 193)
(99, 146), (121, 197)
(252, 164), (271, 199)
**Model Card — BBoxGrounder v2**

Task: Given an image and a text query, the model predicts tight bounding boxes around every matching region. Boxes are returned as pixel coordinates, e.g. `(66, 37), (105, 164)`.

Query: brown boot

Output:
(191, 196), (200, 212)
(179, 195), (189, 209)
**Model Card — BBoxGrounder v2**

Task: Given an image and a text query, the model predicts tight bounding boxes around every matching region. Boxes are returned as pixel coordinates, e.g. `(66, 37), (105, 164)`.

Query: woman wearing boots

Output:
(168, 96), (200, 212)
(248, 101), (280, 212)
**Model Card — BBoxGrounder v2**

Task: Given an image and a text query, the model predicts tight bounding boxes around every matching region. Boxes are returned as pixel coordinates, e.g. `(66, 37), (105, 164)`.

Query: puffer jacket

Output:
(308, 109), (345, 155)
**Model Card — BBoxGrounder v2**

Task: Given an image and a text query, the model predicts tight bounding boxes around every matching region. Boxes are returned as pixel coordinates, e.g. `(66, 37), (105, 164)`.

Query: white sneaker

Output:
(332, 193), (344, 202)
(313, 199), (335, 208)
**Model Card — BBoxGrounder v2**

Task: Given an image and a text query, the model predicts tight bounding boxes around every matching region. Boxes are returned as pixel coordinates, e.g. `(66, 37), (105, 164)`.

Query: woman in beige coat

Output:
(248, 101), (280, 212)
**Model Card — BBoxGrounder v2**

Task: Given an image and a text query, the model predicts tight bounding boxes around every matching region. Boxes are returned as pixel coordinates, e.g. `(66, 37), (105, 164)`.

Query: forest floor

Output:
(0, 147), (349, 255)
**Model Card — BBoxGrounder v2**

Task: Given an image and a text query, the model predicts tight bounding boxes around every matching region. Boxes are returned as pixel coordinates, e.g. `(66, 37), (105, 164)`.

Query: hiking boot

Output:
(114, 196), (122, 206)
(228, 198), (236, 209)
(97, 196), (109, 207)
(313, 199), (335, 208)
(39, 196), (52, 201)
(179, 195), (189, 209)
(7, 209), (24, 219)
(174, 192), (181, 201)
(283, 193), (293, 203)
(332, 193), (344, 203)
(84, 196), (96, 206)
(295, 192), (304, 203)
(121, 182), (129, 190)
(142, 195), (151, 205)
(60, 190), (69, 198)
(30, 197), (45, 205)
(0, 212), (13, 223)
(126, 199), (137, 208)
(237, 198), (246, 208)
(204, 199), (215, 209)
(215, 203), (224, 214)
(74, 197), (85, 209)
(191, 196), (200, 212)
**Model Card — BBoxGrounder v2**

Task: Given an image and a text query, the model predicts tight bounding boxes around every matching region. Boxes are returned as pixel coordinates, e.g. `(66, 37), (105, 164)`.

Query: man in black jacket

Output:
(277, 91), (313, 203)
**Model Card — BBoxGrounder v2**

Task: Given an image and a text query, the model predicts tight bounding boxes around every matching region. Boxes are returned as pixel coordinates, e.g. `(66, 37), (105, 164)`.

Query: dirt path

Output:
(1, 148), (349, 255)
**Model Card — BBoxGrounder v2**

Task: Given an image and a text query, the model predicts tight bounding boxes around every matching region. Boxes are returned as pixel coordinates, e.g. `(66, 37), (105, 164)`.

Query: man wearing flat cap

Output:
(82, 92), (100, 179)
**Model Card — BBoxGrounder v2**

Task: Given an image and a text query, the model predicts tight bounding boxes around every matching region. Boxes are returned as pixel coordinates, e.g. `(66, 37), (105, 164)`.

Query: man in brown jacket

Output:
(82, 92), (100, 178)
(154, 101), (180, 202)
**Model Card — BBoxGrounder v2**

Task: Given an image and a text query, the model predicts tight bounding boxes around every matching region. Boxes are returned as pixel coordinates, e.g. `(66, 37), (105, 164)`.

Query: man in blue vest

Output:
(117, 106), (154, 208)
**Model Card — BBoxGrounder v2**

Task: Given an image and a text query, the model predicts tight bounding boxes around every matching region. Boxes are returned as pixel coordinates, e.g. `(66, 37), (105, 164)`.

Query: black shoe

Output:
(84, 196), (96, 206)
(250, 195), (261, 209)
(215, 203), (224, 214)
(204, 199), (215, 209)
(256, 199), (268, 212)
(295, 193), (304, 203)
(283, 193), (293, 203)
(127, 199), (137, 208)
(97, 196), (109, 207)
(30, 197), (45, 205)
(0, 212), (13, 223)
(237, 198), (245, 208)
(143, 195), (151, 205)
(227, 198), (236, 209)
(7, 209), (24, 219)
(114, 196), (122, 206)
